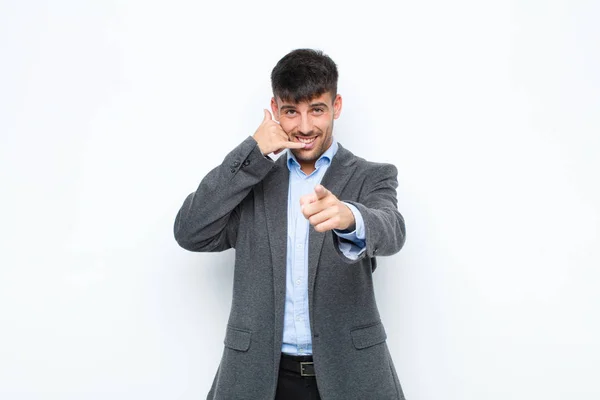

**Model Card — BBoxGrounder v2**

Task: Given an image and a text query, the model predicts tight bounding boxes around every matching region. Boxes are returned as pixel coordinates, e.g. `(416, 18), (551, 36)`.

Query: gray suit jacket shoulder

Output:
(174, 136), (407, 400)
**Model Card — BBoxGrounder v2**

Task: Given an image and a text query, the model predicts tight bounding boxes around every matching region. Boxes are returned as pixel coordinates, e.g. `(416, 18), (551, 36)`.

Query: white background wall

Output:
(1, 1), (599, 399)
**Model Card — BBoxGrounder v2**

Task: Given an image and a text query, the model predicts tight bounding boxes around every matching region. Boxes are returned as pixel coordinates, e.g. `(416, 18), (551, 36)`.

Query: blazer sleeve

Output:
(334, 163), (406, 262)
(173, 136), (275, 252)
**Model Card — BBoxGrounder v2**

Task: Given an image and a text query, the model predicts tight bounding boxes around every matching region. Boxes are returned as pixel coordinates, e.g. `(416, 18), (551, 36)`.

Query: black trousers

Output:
(275, 353), (322, 400)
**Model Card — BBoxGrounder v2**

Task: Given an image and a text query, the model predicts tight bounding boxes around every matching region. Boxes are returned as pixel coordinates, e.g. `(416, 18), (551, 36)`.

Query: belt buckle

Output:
(300, 361), (315, 377)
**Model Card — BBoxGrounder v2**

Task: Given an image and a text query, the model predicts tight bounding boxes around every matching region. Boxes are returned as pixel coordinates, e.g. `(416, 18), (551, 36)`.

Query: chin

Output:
(292, 149), (316, 162)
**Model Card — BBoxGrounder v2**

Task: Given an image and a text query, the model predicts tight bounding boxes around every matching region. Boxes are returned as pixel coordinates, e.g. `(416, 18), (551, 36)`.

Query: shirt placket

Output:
(292, 175), (313, 354)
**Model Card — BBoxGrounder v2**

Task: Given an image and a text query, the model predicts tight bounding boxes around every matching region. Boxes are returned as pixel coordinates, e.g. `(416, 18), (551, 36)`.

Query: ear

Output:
(270, 97), (279, 121)
(333, 94), (343, 119)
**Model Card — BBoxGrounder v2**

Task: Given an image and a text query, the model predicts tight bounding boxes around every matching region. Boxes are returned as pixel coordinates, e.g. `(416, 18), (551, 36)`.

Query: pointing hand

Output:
(300, 185), (356, 232)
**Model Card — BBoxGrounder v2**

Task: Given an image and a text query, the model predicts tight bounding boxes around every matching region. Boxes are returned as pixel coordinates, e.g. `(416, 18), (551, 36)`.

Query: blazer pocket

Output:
(350, 321), (387, 350)
(224, 325), (252, 352)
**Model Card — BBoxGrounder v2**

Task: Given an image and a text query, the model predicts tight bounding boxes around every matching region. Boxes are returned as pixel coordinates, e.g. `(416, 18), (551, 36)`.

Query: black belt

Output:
(280, 353), (316, 377)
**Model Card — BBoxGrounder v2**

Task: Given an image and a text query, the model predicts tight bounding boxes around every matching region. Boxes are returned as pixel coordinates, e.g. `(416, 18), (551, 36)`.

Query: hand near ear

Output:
(253, 109), (305, 155)
(300, 185), (356, 232)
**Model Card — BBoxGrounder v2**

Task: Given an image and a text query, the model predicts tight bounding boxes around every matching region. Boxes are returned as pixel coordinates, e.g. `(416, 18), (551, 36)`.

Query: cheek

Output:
(318, 122), (332, 135)
(315, 116), (333, 133)
(279, 120), (295, 134)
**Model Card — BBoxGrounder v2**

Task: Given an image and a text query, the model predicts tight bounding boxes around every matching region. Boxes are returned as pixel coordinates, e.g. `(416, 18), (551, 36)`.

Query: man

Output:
(174, 49), (407, 400)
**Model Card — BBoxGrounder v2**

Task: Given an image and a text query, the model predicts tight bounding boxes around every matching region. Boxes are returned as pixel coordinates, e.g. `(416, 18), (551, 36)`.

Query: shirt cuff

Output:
(333, 203), (366, 260)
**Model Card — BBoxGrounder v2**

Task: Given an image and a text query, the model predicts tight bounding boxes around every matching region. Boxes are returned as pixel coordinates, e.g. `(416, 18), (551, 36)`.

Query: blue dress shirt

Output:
(281, 138), (366, 355)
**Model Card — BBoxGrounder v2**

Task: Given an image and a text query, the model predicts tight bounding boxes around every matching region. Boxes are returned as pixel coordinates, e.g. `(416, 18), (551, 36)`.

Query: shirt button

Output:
(296, 243), (303, 249)
(296, 316), (302, 321)
(296, 279), (301, 286)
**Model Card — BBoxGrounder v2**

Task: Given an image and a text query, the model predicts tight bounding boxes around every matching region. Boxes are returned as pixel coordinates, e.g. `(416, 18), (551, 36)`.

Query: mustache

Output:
(290, 129), (321, 137)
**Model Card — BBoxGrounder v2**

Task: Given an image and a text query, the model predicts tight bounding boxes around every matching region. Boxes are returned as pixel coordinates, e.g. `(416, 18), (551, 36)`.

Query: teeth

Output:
(298, 137), (316, 143)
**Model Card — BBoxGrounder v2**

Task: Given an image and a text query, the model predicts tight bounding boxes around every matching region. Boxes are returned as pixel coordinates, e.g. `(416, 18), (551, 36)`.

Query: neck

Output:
(300, 161), (316, 175)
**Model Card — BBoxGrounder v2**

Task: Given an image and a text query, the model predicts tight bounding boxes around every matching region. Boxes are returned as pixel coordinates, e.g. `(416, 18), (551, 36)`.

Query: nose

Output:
(298, 113), (312, 135)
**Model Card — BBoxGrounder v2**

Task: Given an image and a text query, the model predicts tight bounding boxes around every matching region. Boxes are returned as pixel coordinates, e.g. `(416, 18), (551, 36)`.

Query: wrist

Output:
(252, 135), (267, 155)
(339, 205), (356, 231)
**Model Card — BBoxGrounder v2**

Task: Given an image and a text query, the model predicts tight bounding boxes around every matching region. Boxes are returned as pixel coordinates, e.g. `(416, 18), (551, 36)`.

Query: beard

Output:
(290, 134), (333, 162)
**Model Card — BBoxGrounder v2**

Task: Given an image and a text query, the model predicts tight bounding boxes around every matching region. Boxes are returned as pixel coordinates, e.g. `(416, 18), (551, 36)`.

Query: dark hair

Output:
(271, 49), (338, 103)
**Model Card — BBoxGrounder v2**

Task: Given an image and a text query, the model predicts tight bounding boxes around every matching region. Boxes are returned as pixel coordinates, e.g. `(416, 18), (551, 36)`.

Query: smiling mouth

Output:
(296, 136), (317, 144)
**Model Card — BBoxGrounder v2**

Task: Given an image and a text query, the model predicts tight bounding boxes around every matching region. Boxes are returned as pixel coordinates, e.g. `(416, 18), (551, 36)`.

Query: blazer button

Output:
(243, 159), (250, 166)
(232, 161), (240, 167)
(230, 168), (236, 173)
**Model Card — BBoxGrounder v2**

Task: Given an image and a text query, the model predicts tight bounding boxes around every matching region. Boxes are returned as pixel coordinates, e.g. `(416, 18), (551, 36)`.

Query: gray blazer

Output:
(174, 136), (407, 400)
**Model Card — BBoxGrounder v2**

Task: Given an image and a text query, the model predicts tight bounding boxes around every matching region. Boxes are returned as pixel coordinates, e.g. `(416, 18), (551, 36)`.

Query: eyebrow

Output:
(279, 102), (330, 111)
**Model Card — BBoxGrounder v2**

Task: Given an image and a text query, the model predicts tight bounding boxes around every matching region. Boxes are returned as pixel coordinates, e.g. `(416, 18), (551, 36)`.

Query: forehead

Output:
(276, 92), (334, 108)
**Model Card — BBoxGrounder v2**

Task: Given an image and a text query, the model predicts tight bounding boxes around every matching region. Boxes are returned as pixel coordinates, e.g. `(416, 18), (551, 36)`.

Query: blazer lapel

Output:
(307, 143), (357, 303)
(262, 155), (289, 356)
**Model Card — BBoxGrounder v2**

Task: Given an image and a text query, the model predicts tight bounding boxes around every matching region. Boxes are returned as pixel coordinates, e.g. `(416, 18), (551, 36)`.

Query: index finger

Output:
(314, 184), (329, 200)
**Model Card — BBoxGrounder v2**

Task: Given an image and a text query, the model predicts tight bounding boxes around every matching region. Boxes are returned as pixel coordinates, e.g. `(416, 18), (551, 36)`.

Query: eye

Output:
(284, 109), (297, 116)
(312, 108), (324, 114)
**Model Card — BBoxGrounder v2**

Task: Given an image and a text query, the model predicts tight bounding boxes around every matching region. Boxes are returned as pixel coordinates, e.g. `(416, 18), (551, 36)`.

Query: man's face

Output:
(271, 92), (342, 171)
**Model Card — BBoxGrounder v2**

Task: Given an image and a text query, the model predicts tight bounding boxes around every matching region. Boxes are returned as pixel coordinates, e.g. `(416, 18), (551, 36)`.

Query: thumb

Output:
(263, 109), (273, 122)
(300, 193), (317, 207)
(315, 184), (329, 200)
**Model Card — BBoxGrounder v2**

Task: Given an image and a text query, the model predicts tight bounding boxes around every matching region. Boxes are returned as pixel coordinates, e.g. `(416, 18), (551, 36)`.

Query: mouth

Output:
(294, 136), (318, 150)
(296, 136), (317, 144)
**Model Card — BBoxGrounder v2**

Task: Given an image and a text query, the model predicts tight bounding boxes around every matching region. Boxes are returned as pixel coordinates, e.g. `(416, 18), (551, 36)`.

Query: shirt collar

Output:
(287, 137), (338, 172)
